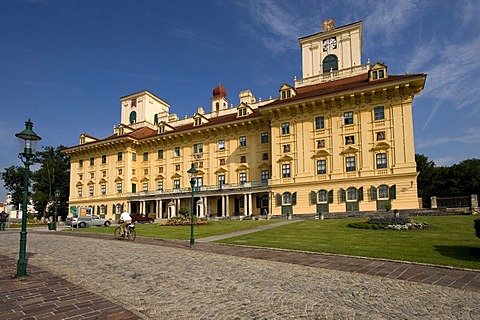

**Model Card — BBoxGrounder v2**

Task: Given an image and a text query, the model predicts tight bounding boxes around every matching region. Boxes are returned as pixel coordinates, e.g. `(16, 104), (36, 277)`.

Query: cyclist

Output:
(119, 210), (132, 237)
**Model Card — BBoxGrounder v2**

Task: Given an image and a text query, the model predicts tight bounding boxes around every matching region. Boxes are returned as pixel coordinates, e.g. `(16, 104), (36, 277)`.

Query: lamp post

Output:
(187, 163), (198, 247)
(54, 188), (60, 231)
(15, 119), (41, 277)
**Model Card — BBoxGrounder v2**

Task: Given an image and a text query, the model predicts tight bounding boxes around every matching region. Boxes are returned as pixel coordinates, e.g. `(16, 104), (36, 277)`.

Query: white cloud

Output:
(416, 126), (480, 149)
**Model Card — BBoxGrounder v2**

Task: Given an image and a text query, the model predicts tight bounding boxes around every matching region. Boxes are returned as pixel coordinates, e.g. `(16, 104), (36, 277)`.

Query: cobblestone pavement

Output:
(0, 230), (479, 319)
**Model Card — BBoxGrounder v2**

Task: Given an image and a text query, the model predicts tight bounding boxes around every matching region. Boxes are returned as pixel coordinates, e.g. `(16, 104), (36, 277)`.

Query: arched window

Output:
(154, 114), (158, 124)
(283, 192), (291, 204)
(317, 189), (328, 203)
(129, 111), (137, 124)
(323, 54), (338, 73)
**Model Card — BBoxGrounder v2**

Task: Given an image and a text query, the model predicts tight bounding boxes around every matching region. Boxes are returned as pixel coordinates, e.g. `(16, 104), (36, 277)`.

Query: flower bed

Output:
(348, 216), (429, 230)
(160, 216), (209, 226)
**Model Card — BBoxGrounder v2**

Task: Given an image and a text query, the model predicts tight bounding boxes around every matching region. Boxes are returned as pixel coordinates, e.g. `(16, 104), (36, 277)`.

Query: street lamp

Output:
(15, 119), (41, 277)
(54, 188), (61, 231)
(187, 163), (198, 247)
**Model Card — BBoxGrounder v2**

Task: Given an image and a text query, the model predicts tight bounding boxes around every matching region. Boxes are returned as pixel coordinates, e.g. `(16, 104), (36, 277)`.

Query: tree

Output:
(416, 154), (437, 208)
(0, 166), (30, 209)
(31, 146), (70, 220)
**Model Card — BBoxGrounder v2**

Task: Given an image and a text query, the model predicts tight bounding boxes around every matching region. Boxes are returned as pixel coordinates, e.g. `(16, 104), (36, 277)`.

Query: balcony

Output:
(295, 63), (370, 88)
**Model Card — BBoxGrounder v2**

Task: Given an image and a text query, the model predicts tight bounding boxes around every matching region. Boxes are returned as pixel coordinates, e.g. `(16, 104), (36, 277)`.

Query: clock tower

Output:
(297, 19), (365, 87)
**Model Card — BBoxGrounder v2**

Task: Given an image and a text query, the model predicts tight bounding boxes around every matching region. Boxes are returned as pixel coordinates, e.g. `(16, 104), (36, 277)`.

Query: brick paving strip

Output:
(0, 252), (142, 320)
(41, 224), (480, 293)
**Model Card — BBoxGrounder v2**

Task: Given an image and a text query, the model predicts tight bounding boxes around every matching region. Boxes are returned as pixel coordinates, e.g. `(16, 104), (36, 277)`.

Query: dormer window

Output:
(372, 69), (384, 80)
(238, 108), (247, 116)
(281, 90), (291, 99)
(158, 125), (165, 133)
(370, 62), (388, 81)
(194, 118), (202, 126)
(279, 84), (296, 100)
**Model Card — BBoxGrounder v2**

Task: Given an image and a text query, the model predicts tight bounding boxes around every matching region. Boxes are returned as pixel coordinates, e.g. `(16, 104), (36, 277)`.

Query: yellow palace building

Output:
(64, 20), (426, 220)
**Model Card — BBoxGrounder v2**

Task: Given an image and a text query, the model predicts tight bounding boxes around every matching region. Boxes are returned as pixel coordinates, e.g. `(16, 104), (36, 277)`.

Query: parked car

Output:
(130, 214), (154, 224)
(65, 215), (111, 228)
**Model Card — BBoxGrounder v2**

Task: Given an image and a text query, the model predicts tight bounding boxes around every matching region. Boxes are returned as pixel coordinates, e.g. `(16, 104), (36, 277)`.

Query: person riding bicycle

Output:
(119, 210), (132, 237)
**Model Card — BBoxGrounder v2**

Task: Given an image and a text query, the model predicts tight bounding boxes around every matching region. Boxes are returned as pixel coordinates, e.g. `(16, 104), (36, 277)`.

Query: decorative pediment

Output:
(140, 177), (150, 182)
(236, 164), (249, 172)
(171, 173), (182, 179)
(87, 180), (95, 186)
(215, 167), (227, 174)
(99, 178), (107, 184)
(76, 181), (83, 187)
(340, 146), (359, 155)
(131, 177), (138, 182)
(115, 176), (123, 182)
(277, 154), (294, 163)
(258, 162), (270, 170)
(154, 175), (164, 181)
(312, 150), (330, 158)
(370, 141), (391, 151)
(194, 169), (205, 176)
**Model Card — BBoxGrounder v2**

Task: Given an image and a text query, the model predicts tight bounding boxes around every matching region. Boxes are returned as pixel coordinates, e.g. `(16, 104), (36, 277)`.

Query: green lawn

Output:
(61, 215), (480, 270)
(218, 215), (480, 270)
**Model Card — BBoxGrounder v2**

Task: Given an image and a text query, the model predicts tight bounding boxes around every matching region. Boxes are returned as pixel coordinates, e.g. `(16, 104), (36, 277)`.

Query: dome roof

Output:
(213, 84), (227, 98)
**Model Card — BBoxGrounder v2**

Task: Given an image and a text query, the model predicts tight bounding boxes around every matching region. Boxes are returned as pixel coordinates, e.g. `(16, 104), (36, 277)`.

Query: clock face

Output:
(323, 37), (337, 51)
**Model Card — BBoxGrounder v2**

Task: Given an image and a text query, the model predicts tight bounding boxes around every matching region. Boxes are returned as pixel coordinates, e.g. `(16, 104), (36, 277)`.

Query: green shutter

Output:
(292, 192), (297, 205)
(370, 186), (377, 200)
(310, 191), (317, 205)
(389, 185), (397, 199)
(358, 187), (364, 201)
(276, 194), (282, 206)
(328, 190), (334, 203)
(340, 188), (346, 202)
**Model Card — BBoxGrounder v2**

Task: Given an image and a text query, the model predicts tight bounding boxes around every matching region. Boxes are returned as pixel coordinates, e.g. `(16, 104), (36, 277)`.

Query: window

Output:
(261, 132), (268, 144)
(198, 161), (203, 168)
(102, 171), (106, 177)
(281, 122), (290, 135)
(374, 106), (385, 120)
(315, 116), (325, 130)
(317, 160), (327, 174)
(317, 139), (325, 148)
(346, 156), (356, 172)
(262, 153), (268, 160)
(193, 143), (203, 154)
(132, 183), (137, 193)
(283, 144), (290, 153)
(195, 177), (203, 188)
(238, 108), (247, 116)
(143, 152), (148, 162)
(143, 183), (148, 192)
(101, 155), (106, 164)
(283, 192), (291, 204)
(157, 149), (164, 159)
(376, 153), (387, 169)
(239, 136), (246, 147)
(118, 168), (122, 175)
(116, 182), (122, 193)
(343, 111), (354, 125)
(281, 90), (291, 99)
(239, 172), (247, 184)
(79, 159), (83, 168)
(218, 139), (225, 150)
(132, 153), (137, 161)
(157, 181), (163, 191)
(218, 175), (225, 186)
(101, 184), (106, 195)
(347, 187), (357, 201)
(240, 156), (246, 163)
(219, 159), (225, 165)
(322, 54), (338, 73)
(282, 163), (291, 178)
(90, 173), (94, 179)
(345, 135), (355, 145)
(378, 185), (389, 199)
(158, 167), (163, 173)
(129, 111), (137, 124)
(89, 185), (94, 196)
(117, 152), (123, 161)
(89, 157), (94, 166)
(174, 179), (180, 189)
(318, 190), (327, 203)
(174, 147), (180, 157)
(79, 174), (83, 180)
(194, 118), (202, 126)
(175, 164), (180, 171)
(376, 131), (385, 141)
(77, 187), (82, 198)
(372, 69), (385, 80)
(154, 114), (158, 125)
(144, 169), (148, 175)
(261, 170), (269, 182)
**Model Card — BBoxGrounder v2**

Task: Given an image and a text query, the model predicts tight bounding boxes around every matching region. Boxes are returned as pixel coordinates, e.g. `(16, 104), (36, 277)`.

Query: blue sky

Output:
(1, 0), (479, 202)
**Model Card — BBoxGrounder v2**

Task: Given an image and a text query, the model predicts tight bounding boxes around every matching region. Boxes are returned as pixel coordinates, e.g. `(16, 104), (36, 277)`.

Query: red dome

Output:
(213, 84), (227, 98)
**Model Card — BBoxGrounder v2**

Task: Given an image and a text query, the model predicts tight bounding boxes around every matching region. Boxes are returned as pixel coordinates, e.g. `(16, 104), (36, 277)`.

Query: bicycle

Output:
(114, 222), (136, 241)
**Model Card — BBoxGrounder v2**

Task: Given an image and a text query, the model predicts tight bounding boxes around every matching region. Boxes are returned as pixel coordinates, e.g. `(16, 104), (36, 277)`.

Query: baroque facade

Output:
(64, 20), (426, 220)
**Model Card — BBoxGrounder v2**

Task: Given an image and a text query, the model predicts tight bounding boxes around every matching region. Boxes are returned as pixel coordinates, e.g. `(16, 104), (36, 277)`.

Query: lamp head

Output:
(15, 119), (41, 156)
(54, 188), (61, 199)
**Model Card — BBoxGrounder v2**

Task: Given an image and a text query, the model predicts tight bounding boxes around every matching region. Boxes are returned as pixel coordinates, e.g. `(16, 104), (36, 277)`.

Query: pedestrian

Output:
(0, 212), (8, 231)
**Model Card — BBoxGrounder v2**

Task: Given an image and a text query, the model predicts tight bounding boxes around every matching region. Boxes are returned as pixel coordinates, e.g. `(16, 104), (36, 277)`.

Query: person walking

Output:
(0, 212), (8, 231)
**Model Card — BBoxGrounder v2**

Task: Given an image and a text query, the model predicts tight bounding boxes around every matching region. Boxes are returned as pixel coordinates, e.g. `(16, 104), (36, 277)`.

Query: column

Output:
(248, 193), (253, 216)
(222, 196), (226, 217)
(159, 200), (163, 219)
(203, 197), (208, 218)
(244, 194), (248, 215)
(226, 195), (230, 216)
